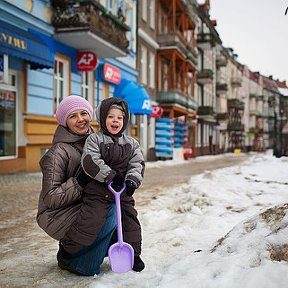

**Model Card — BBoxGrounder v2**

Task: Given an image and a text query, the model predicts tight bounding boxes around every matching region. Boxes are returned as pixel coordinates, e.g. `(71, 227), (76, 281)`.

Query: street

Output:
(0, 153), (249, 287)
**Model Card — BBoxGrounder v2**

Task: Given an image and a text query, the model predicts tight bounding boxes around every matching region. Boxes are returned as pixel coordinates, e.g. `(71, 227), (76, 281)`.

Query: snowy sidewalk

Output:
(1, 151), (288, 288)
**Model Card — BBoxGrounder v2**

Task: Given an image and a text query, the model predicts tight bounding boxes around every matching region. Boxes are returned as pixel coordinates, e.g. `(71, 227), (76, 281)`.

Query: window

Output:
(124, 0), (134, 51)
(149, 52), (155, 88)
(141, 46), (147, 85)
(107, 0), (116, 15)
(149, 0), (155, 29)
(82, 71), (94, 105)
(142, 0), (147, 21)
(54, 55), (69, 113)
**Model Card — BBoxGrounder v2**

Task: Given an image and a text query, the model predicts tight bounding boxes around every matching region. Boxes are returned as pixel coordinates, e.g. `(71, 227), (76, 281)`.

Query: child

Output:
(62, 97), (145, 272)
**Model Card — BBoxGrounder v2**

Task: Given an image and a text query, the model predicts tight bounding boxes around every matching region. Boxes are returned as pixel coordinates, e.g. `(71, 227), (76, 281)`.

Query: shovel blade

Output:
(108, 242), (134, 273)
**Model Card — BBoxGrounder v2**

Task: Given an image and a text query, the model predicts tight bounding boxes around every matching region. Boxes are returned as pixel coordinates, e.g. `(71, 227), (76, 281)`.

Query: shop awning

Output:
(113, 79), (152, 115)
(0, 20), (54, 69)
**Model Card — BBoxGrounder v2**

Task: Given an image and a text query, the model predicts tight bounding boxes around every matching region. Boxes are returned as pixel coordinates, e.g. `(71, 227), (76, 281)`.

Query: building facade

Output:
(1, 0), (287, 174)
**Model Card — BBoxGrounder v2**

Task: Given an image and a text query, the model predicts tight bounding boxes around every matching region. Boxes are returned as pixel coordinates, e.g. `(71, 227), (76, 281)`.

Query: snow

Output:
(87, 150), (288, 287)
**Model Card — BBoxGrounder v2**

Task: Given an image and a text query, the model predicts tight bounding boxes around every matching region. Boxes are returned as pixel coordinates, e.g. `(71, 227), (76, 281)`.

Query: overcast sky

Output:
(208, 0), (288, 82)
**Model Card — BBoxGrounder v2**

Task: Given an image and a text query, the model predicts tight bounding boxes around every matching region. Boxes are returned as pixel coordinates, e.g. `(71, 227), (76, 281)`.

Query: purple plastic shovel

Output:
(108, 182), (134, 273)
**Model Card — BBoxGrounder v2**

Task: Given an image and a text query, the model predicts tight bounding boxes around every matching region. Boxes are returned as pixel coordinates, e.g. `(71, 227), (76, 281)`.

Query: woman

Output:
(37, 95), (116, 276)
(62, 98), (145, 272)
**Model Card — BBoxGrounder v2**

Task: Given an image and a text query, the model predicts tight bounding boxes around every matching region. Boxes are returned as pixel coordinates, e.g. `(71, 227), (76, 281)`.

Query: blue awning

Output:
(114, 79), (152, 115)
(29, 29), (79, 73)
(0, 20), (54, 69)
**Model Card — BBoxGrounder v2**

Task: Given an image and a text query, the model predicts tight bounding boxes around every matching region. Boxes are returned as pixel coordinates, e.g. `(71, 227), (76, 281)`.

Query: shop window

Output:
(53, 55), (69, 113)
(0, 70), (17, 158)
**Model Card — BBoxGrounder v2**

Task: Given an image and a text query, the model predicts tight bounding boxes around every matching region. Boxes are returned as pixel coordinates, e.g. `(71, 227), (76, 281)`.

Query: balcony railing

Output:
(228, 98), (245, 110)
(231, 76), (242, 87)
(215, 112), (228, 120)
(197, 69), (213, 84)
(227, 123), (245, 131)
(197, 105), (214, 116)
(197, 32), (214, 50)
(216, 83), (228, 92)
(156, 90), (198, 112)
(216, 54), (228, 67)
(51, 0), (130, 58)
(157, 32), (198, 66)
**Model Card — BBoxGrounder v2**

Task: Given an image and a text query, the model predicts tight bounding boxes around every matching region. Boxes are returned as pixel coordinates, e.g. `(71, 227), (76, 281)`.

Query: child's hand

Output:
(111, 173), (124, 190)
(125, 180), (136, 196)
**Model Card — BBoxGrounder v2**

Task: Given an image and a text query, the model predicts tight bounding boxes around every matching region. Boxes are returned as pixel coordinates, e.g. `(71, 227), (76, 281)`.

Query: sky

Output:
(208, 0), (288, 82)
(31, 151), (286, 287)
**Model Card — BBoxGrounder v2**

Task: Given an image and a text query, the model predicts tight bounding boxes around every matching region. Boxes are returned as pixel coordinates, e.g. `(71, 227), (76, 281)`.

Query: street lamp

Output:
(279, 109), (285, 157)
(274, 108), (285, 158)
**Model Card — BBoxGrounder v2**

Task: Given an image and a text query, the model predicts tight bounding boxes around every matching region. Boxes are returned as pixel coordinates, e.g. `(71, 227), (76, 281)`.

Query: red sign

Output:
(150, 106), (163, 118)
(103, 64), (121, 84)
(76, 52), (97, 71)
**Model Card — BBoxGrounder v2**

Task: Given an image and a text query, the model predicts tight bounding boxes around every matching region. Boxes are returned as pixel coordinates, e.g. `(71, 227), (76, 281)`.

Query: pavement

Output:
(0, 171), (42, 187)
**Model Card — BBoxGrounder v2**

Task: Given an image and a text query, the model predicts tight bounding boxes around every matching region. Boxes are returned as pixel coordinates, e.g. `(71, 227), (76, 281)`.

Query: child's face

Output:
(106, 108), (124, 135)
(66, 109), (90, 135)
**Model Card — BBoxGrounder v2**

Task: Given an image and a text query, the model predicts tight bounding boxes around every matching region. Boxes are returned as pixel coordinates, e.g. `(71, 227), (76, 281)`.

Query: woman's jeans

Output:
(66, 204), (116, 276)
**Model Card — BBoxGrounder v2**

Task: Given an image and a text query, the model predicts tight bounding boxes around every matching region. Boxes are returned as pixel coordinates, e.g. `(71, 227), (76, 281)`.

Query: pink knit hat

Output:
(56, 95), (93, 127)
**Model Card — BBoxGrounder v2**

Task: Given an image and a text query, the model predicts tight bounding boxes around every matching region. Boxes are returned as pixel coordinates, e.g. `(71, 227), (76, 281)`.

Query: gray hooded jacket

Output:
(82, 97), (145, 189)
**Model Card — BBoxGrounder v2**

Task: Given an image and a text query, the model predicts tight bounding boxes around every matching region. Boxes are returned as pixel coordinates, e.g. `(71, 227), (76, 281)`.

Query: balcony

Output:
(157, 32), (198, 66)
(51, 0), (130, 58)
(248, 127), (256, 134)
(197, 69), (213, 84)
(216, 54), (228, 67)
(249, 109), (257, 116)
(228, 98), (245, 110)
(231, 76), (242, 87)
(156, 90), (197, 112)
(197, 106), (214, 116)
(186, 45), (198, 66)
(197, 32), (214, 50)
(227, 123), (245, 131)
(215, 112), (228, 120)
(249, 93), (257, 98)
(216, 83), (228, 92)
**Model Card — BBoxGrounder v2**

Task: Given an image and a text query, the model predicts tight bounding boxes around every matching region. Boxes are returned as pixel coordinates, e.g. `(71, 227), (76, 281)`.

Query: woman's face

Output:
(105, 108), (124, 135)
(66, 109), (91, 135)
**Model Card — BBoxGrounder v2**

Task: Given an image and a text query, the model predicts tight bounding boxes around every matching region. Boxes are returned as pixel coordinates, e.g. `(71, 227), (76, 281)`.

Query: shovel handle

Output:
(108, 182), (126, 244)
(108, 182), (126, 196)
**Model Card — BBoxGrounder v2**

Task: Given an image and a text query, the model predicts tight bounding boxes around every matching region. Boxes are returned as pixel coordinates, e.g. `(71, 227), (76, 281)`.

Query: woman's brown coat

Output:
(37, 125), (89, 240)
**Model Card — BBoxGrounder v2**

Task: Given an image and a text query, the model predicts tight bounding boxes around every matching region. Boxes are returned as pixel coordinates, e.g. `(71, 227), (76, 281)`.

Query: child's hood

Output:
(96, 97), (129, 137)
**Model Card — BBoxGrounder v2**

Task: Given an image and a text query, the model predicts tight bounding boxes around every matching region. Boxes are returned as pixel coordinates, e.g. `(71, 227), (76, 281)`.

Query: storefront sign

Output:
(0, 32), (27, 50)
(76, 52), (97, 71)
(150, 105), (163, 118)
(104, 64), (121, 84)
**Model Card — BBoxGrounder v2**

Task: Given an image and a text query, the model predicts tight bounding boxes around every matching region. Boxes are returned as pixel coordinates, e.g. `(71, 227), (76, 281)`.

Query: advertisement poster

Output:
(0, 54), (8, 84)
